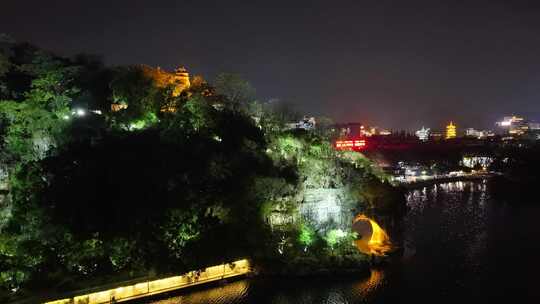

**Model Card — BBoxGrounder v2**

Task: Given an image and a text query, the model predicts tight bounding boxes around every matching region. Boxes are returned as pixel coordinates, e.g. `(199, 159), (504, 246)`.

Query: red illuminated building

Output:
(335, 138), (367, 151)
(332, 122), (368, 151)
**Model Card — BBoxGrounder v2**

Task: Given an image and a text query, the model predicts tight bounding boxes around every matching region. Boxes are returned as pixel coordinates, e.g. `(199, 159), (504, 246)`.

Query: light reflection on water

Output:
(147, 269), (386, 304)
(150, 279), (249, 304)
(350, 269), (385, 298)
(145, 180), (540, 303)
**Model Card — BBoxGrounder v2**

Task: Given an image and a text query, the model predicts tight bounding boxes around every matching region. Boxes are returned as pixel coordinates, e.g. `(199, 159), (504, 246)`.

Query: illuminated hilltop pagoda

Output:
(446, 121), (457, 139)
(141, 65), (190, 97)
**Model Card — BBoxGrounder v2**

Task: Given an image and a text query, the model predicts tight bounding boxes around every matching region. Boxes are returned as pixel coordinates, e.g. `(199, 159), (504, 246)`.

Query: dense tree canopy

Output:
(0, 40), (403, 300)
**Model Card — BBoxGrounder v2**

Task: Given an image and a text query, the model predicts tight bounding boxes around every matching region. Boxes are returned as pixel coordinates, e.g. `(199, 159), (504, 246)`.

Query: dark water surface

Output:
(147, 181), (540, 303)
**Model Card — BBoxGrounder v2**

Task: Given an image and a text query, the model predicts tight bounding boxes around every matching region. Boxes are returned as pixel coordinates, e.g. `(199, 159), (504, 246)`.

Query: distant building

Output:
(446, 122), (457, 139)
(496, 115), (524, 127)
(465, 128), (494, 139)
(465, 128), (478, 138)
(415, 127), (430, 142)
(528, 122), (540, 130)
(366, 127), (379, 136)
(430, 131), (444, 141)
(333, 122), (364, 138)
(335, 138), (367, 150)
(461, 156), (493, 170)
(286, 116), (317, 130)
(496, 115), (528, 136)
(297, 116), (316, 130)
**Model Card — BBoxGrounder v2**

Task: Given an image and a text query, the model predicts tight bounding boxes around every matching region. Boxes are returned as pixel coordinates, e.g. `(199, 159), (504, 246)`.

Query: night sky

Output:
(2, 0), (540, 130)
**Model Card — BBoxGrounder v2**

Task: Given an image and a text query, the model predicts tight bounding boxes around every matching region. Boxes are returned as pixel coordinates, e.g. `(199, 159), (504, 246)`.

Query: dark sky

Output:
(2, 0), (540, 130)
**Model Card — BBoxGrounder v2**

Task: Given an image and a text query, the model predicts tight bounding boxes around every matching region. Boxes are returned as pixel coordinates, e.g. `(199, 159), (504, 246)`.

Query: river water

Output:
(146, 180), (540, 303)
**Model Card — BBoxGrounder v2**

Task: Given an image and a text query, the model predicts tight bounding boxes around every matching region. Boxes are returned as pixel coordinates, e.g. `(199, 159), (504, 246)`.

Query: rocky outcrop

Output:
(300, 188), (355, 231)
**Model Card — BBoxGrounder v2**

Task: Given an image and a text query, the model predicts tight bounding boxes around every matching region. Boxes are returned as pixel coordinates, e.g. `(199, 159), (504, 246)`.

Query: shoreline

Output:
(398, 173), (494, 189)
(12, 256), (387, 304)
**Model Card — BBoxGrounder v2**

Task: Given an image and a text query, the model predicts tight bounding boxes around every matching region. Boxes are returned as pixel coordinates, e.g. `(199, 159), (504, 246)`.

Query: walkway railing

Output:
(44, 259), (250, 304)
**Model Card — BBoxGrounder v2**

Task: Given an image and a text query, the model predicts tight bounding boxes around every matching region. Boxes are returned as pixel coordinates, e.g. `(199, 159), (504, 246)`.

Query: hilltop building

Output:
(286, 116), (317, 130)
(140, 65), (190, 97)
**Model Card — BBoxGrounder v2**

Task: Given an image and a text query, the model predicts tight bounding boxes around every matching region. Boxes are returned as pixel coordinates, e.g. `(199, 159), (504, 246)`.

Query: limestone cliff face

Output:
(300, 188), (355, 231)
(0, 165), (8, 191)
(0, 165), (11, 230)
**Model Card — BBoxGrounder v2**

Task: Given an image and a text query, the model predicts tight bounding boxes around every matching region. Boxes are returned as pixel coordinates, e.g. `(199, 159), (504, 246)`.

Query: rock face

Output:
(0, 165), (7, 191)
(268, 187), (356, 231)
(300, 188), (354, 230)
(0, 165), (11, 230)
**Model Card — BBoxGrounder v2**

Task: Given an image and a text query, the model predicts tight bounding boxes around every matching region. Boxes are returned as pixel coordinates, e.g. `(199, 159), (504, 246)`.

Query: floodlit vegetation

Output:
(0, 39), (404, 300)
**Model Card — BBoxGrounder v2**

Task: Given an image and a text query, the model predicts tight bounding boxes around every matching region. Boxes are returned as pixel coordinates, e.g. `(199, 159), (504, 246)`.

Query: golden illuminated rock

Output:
(353, 214), (392, 256)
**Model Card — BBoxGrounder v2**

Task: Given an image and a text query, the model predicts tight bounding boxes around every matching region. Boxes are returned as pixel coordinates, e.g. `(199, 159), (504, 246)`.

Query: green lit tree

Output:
(108, 66), (165, 128)
(160, 209), (202, 259)
(298, 223), (315, 252)
(0, 51), (80, 164)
